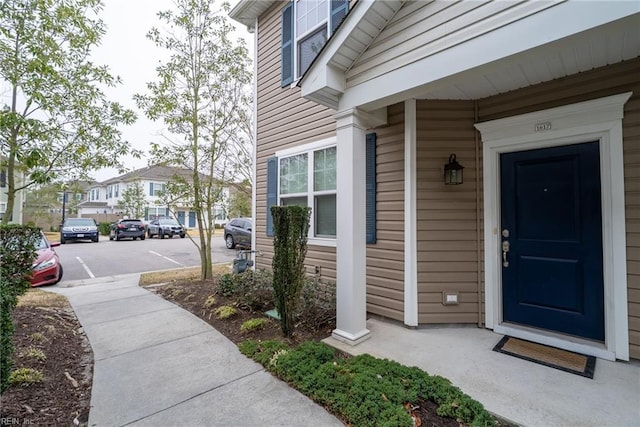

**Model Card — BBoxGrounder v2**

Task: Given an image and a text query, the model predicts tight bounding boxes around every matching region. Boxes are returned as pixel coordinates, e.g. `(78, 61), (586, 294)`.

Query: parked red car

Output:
(31, 233), (63, 287)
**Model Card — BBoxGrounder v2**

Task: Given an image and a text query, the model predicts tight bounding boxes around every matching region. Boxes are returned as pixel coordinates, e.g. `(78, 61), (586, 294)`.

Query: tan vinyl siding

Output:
(255, 2), (337, 275)
(347, 0), (558, 88)
(366, 102), (405, 322)
(416, 100), (481, 324)
(477, 57), (640, 359)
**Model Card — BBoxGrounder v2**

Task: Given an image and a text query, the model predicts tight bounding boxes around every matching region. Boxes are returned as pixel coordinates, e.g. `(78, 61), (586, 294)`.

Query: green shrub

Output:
(240, 318), (268, 333)
(218, 273), (236, 296)
(217, 269), (274, 311)
(271, 205), (311, 337)
(0, 224), (40, 393)
(98, 222), (111, 236)
(238, 339), (291, 368)
(240, 339), (496, 427)
(8, 367), (44, 386)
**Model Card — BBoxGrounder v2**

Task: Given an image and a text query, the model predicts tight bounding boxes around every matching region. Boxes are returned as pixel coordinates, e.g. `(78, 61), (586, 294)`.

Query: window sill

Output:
(308, 237), (336, 248)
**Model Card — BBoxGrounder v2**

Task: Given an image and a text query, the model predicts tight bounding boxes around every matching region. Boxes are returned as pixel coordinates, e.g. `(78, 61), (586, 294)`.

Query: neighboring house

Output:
(231, 0), (640, 361)
(77, 165), (227, 228)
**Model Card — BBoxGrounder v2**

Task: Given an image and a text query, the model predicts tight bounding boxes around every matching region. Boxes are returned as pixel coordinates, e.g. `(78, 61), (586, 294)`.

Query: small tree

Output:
(134, 0), (252, 280)
(118, 181), (146, 219)
(271, 205), (311, 337)
(0, 224), (39, 392)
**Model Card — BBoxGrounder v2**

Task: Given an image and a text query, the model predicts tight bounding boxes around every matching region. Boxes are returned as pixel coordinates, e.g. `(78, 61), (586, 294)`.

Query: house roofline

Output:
(229, 0), (272, 32)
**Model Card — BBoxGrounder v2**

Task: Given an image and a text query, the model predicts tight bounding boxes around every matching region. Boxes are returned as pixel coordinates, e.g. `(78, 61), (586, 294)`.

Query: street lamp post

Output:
(61, 190), (67, 228)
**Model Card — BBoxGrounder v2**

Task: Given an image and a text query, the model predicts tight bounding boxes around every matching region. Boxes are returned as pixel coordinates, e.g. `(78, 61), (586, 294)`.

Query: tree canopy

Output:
(0, 0), (139, 223)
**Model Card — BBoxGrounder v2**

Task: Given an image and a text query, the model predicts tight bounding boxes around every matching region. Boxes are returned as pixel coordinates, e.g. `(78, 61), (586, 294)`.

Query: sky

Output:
(90, 0), (252, 182)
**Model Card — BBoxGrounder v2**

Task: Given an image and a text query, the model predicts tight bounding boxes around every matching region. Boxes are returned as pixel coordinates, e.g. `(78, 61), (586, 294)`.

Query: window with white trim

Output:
(278, 144), (336, 238)
(0, 202), (6, 214)
(281, 0), (348, 85)
(150, 182), (166, 197)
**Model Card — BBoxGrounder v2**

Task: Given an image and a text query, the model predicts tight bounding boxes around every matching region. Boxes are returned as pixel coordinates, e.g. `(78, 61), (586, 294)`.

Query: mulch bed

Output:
(0, 305), (92, 426)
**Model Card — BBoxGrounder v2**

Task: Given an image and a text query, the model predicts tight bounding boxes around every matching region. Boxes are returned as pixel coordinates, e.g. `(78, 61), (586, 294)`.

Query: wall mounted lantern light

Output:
(444, 154), (464, 185)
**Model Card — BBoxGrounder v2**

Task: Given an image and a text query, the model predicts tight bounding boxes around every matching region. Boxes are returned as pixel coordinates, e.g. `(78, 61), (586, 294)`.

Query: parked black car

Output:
(147, 218), (186, 239)
(109, 219), (146, 241)
(60, 218), (99, 244)
(224, 218), (252, 249)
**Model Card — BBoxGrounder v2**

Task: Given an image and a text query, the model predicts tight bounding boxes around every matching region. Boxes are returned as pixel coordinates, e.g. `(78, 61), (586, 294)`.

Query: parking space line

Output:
(76, 256), (95, 279)
(148, 251), (185, 267)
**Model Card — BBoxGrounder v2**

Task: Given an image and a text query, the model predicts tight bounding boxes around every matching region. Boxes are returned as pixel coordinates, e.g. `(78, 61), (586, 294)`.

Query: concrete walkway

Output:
(51, 275), (342, 427)
(325, 318), (640, 427)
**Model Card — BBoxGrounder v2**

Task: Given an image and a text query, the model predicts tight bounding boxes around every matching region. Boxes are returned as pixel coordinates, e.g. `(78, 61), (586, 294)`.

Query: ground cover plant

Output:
(240, 340), (497, 427)
(145, 265), (506, 427)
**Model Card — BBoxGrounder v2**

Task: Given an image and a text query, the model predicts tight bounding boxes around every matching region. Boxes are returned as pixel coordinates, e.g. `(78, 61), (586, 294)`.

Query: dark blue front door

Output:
(500, 142), (604, 341)
(177, 211), (185, 226)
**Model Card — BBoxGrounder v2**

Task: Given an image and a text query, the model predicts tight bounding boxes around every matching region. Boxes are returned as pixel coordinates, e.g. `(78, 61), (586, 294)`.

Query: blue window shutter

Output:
(266, 157), (278, 237)
(149, 183), (153, 196)
(281, 3), (293, 87)
(165, 208), (170, 217)
(0, 169), (6, 187)
(330, 0), (349, 34)
(366, 133), (377, 244)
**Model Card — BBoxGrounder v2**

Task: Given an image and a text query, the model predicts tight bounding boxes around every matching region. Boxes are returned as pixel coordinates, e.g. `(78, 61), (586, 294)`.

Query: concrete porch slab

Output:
(324, 318), (640, 427)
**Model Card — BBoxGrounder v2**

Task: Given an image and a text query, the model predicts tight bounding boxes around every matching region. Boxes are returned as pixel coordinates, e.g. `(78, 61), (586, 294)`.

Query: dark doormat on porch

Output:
(493, 336), (596, 379)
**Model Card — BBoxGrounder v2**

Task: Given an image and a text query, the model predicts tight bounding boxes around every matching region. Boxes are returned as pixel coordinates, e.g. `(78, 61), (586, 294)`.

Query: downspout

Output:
(475, 100), (482, 328)
(250, 17), (258, 268)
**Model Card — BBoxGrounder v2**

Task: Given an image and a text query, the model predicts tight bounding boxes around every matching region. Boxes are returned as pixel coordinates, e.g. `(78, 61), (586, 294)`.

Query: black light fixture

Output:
(444, 153), (464, 185)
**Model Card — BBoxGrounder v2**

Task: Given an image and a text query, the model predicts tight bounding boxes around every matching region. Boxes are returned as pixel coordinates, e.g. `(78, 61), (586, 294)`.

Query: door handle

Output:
(502, 240), (510, 268)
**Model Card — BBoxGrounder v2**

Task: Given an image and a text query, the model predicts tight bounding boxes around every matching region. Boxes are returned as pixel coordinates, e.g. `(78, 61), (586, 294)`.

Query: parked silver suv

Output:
(147, 218), (186, 239)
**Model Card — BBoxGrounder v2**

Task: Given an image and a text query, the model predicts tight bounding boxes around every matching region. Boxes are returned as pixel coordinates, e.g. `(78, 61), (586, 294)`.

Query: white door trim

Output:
(475, 92), (632, 361)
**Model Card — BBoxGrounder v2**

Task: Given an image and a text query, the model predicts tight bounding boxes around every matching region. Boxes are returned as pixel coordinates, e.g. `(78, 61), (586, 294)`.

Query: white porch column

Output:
(332, 108), (371, 345)
(404, 99), (418, 326)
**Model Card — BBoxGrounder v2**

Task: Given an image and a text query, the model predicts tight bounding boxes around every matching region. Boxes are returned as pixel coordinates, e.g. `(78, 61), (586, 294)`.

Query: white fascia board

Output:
(229, 0), (270, 31)
(340, 1), (640, 111)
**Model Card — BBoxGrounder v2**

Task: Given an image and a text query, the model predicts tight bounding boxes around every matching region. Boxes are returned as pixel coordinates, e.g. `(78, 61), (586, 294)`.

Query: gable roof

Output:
(301, 1), (640, 111)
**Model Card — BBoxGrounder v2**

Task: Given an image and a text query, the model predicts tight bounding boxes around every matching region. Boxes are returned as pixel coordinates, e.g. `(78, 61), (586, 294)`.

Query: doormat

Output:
(493, 336), (596, 379)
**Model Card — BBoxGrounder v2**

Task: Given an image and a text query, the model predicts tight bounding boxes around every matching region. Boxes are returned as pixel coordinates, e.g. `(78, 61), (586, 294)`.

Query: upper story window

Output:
(90, 189), (100, 201)
(150, 182), (166, 197)
(281, 0), (348, 86)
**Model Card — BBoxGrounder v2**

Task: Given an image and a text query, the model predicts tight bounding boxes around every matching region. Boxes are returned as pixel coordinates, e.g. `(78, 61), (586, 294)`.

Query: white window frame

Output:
(293, 0), (331, 81)
(276, 137), (337, 247)
(151, 182), (166, 197)
(0, 202), (6, 214)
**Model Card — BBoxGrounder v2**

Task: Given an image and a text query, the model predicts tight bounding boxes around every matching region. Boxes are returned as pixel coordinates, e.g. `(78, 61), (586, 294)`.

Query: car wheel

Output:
(55, 264), (64, 284)
(115, 232), (121, 241)
(141, 234), (145, 241)
(180, 233), (185, 238)
(160, 230), (165, 239)
(93, 236), (99, 243)
(109, 231), (114, 241)
(147, 230), (152, 238)
(61, 236), (66, 245)
(225, 234), (235, 249)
